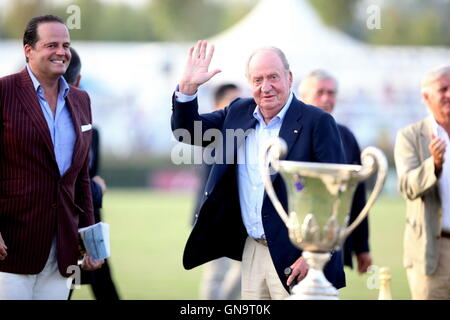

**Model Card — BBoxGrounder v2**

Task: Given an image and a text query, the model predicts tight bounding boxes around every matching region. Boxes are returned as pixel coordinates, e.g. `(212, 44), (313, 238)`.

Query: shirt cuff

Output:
(174, 89), (197, 103)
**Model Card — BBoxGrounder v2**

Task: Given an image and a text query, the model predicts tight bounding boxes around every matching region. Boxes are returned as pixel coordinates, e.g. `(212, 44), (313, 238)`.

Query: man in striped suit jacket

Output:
(0, 15), (103, 300)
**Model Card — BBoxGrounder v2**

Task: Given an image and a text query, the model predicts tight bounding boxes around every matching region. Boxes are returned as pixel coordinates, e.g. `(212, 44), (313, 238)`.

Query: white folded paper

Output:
(78, 222), (110, 261)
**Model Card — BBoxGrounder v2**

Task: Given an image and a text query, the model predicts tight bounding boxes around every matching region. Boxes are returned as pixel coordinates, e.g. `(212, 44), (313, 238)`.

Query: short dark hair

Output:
(23, 15), (65, 62)
(64, 47), (81, 85)
(214, 83), (238, 104)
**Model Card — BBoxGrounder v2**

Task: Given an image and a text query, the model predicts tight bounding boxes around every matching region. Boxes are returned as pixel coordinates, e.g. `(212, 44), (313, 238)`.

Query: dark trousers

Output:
(68, 259), (120, 300)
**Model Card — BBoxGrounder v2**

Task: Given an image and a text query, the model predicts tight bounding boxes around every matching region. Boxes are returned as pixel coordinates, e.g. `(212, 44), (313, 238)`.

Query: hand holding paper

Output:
(81, 253), (104, 271)
(78, 222), (111, 262)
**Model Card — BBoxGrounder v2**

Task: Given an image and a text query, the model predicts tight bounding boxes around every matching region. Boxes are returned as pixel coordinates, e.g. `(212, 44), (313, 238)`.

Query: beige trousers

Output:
(241, 237), (289, 300)
(407, 237), (450, 300)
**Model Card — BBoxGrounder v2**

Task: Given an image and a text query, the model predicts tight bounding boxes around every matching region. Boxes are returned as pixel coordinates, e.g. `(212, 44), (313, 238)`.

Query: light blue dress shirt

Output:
(26, 64), (76, 176)
(237, 92), (293, 239)
(174, 90), (294, 239)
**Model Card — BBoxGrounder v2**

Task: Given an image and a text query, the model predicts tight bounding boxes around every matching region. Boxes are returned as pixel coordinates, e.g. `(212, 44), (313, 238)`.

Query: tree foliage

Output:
(309, 0), (450, 46)
(0, 0), (448, 46)
(362, 1), (450, 46)
(0, 0), (256, 42)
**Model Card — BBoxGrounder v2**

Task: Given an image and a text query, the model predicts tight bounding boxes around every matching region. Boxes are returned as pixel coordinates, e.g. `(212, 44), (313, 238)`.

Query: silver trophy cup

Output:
(260, 137), (387, 300)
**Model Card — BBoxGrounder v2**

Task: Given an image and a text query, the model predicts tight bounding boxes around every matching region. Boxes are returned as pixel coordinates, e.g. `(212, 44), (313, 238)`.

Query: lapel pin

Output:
(293, 130), (299, 134)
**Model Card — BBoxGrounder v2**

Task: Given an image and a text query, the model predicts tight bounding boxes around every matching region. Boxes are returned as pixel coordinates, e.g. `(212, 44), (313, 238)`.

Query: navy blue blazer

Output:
(338, 124), (370, 268)
(171, 94), (347, 290)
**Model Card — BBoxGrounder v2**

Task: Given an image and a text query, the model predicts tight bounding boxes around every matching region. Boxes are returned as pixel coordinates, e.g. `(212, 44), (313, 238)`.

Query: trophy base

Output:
(286, 251), (339, 300)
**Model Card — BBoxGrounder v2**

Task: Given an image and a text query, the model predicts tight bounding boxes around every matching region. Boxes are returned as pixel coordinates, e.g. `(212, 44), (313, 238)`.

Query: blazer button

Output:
(51, 203), (57, 209)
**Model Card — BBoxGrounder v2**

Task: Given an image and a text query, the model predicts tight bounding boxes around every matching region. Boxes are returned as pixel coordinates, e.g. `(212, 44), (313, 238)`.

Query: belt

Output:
(252, 237), (268, 246)
(441, 230), (450, 238)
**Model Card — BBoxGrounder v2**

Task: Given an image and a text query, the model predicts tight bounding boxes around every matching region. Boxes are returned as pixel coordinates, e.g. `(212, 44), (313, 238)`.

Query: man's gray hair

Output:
(421, 65), (450, 90)
(298, 69), (338, 98)
(245, 47), (290, 78)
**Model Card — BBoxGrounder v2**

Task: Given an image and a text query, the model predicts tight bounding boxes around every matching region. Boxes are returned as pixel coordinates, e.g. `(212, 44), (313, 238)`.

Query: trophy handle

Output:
(344, 146), (388, 237)
(260, 137), (290, 225)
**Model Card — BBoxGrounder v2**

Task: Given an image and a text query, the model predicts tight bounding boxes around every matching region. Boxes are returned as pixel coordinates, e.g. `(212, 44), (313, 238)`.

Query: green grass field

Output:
(71, 189), (411, 300)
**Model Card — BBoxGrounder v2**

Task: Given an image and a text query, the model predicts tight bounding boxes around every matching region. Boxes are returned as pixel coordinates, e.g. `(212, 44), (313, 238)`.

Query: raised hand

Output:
(81, 253), (104, 271)
(179, 40), (221, 95)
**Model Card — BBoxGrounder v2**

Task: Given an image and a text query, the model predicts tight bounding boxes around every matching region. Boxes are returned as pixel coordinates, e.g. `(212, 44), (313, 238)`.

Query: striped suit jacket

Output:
(0, 68), (94, 277)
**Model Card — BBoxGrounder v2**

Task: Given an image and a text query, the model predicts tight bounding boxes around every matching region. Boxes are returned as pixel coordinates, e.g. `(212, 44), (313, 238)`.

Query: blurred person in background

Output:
(298, 70), (372, 274)
(64, 47), (120, 300)
(394, 65), (450, 300)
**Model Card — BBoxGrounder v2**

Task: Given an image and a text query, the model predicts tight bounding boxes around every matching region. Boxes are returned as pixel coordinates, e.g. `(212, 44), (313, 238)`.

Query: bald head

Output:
(246, 47), (290, 79)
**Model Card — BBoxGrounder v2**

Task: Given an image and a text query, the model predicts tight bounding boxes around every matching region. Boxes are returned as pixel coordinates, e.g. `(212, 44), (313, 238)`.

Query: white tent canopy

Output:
(209, 0), (366, 83)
